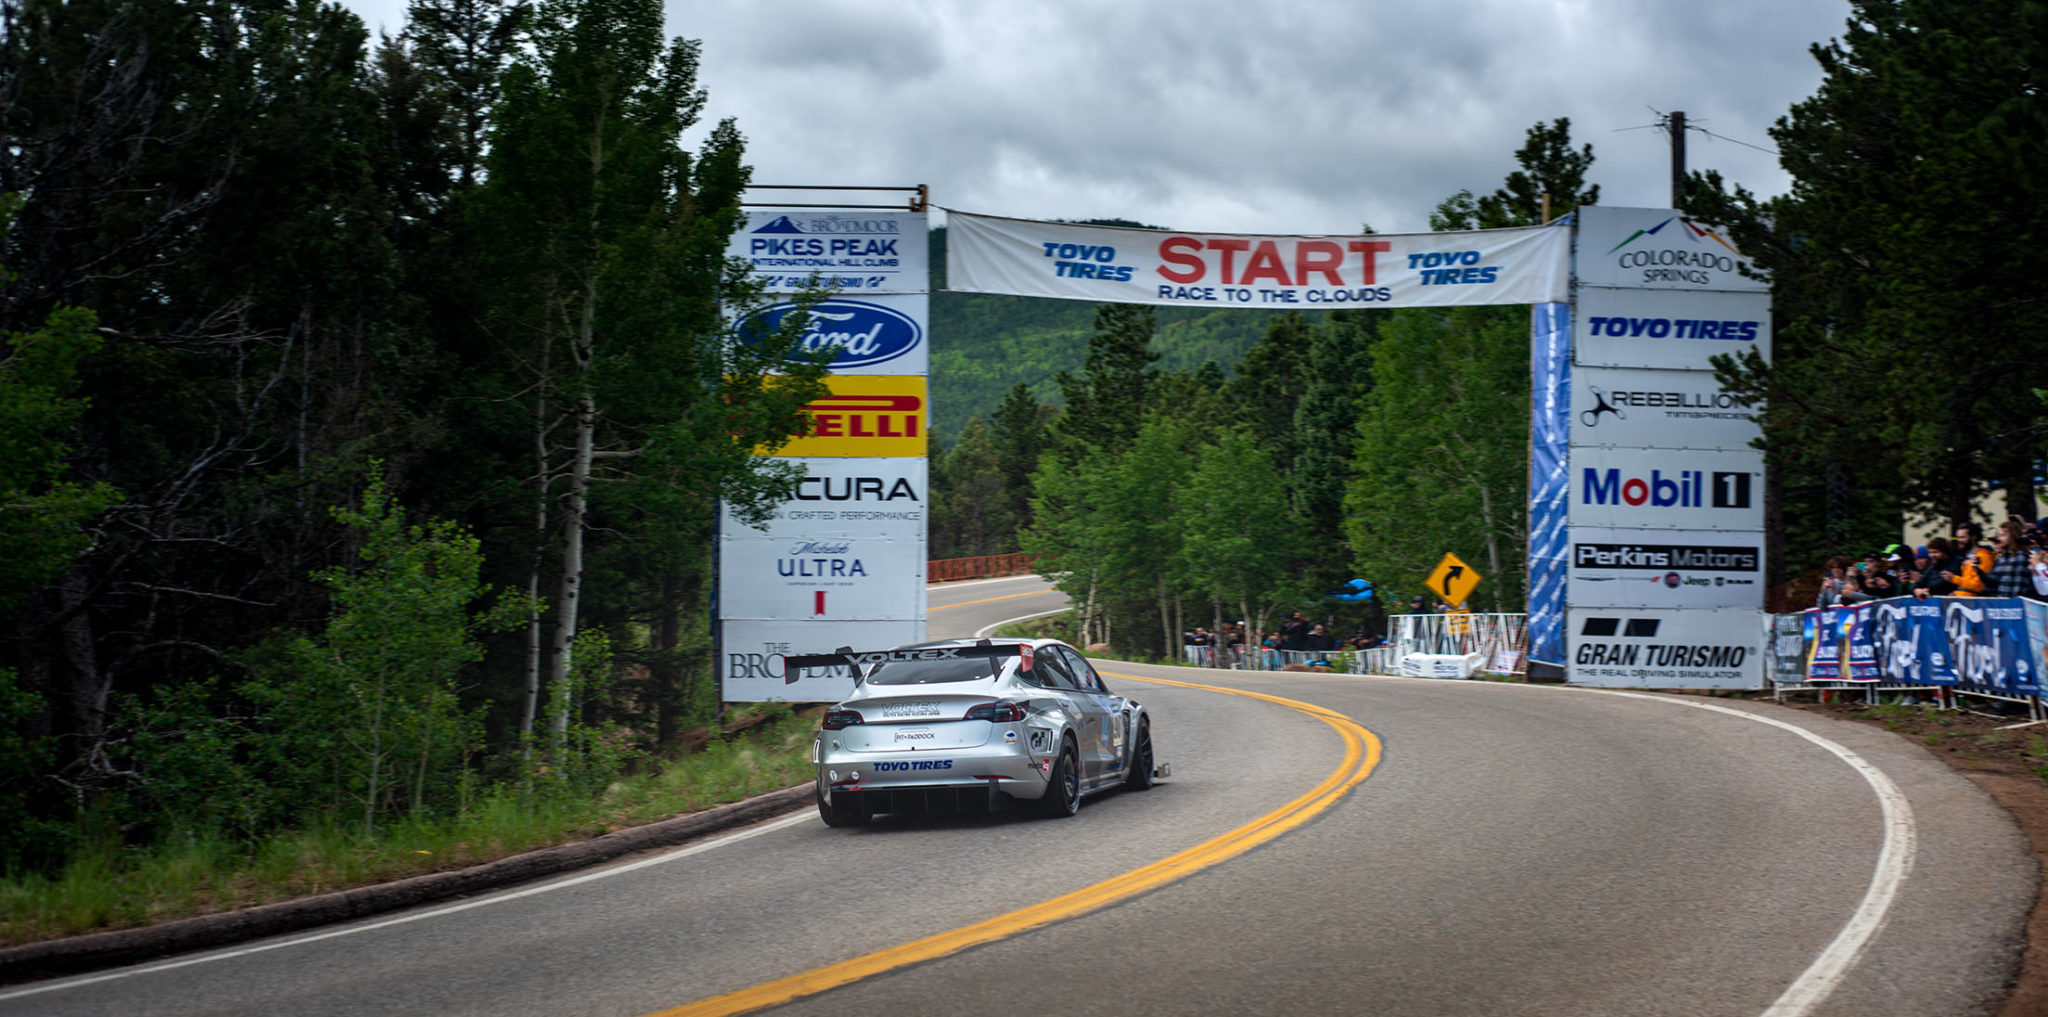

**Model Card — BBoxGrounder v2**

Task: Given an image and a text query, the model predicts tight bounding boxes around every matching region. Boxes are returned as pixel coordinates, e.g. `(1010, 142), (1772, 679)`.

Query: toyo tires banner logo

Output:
(736, 299), (925, 371)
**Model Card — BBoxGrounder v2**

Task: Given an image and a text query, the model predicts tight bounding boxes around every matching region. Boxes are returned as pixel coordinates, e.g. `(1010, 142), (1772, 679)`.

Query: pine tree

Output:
(1694, 0), (2048, 557)
(1054, 303), (1159, 456)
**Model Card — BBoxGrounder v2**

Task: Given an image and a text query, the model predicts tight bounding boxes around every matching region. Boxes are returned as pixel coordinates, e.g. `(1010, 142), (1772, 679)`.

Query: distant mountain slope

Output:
(927, 225), (1316, 441)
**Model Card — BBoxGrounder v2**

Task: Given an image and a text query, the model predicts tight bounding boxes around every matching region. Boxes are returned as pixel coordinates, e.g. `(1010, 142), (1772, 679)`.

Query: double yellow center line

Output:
(650, 675), (1381, 1017)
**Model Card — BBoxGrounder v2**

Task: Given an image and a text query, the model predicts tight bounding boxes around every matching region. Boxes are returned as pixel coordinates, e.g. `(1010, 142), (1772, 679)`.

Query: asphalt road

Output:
(3, 576), (2032, 1017)
(925, 572), (1067, 639)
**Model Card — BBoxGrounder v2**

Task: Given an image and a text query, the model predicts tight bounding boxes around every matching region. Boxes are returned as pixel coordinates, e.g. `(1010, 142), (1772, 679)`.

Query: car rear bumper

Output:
(816, 742), (1053, 807)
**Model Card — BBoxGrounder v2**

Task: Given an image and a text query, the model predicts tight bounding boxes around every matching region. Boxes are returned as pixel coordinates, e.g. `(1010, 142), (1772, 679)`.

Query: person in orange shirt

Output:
(1948, 521), (1995, 596)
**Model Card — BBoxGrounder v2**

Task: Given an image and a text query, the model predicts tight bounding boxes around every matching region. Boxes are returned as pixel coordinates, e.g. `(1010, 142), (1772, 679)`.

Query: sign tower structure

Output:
(1526, 207), (1770, 688)
(717, 187), (932, 703)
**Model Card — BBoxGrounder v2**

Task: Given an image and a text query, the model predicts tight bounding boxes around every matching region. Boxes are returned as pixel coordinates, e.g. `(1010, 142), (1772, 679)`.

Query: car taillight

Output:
(964, 701), (1027, 723)
(822, 709), (864, 730)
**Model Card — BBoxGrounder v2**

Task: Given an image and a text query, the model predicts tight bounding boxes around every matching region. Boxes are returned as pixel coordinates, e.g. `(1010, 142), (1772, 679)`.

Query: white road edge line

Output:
(9, 579), (1058, 1000)
(974, 607), (1068, 639)
(0, 810), (818, 1002)
(1585, 689), (1917, 1017)
(928, 575), (1041, 591)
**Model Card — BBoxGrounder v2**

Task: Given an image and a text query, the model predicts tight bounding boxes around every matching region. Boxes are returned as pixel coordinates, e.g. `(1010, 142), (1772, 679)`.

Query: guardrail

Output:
(928, 553), (1035, 583)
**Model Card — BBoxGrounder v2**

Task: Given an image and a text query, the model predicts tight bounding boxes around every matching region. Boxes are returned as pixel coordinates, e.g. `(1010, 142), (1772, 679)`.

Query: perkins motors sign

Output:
(1569, 527), (1764, 609)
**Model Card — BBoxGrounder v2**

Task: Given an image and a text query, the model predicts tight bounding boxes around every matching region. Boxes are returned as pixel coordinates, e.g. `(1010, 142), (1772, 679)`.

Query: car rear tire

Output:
(818, 785), (866, 827)
(1123, 719), (1154, 791)
(1038, 741), (1081, 818)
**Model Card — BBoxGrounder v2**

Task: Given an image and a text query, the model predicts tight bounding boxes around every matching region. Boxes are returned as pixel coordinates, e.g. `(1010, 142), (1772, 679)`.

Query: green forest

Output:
(2, 0), (2044, 932)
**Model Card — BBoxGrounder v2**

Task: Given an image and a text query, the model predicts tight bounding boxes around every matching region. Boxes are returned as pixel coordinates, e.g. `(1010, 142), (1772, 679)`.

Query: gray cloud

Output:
(341, 0), (1852, 234)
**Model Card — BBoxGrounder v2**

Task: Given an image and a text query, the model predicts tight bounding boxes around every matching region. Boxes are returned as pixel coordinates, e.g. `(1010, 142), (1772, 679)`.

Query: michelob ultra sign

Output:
(760, 374), (927, 459)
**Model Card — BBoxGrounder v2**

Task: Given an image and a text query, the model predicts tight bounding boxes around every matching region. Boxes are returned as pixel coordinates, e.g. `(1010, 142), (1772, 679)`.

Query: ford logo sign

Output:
(735, 300), (923, 370)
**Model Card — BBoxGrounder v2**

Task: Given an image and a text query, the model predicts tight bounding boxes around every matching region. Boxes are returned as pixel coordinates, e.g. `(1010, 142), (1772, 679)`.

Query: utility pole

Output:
(1669, 110), (1687, 211)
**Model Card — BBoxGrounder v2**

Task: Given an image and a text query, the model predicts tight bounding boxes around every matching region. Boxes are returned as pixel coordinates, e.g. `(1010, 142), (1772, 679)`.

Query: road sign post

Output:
(1425, 553), (1483, 608)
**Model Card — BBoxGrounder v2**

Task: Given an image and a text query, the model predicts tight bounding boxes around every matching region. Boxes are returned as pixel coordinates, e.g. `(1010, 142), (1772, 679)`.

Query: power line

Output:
(1627, 107), (1779, 157)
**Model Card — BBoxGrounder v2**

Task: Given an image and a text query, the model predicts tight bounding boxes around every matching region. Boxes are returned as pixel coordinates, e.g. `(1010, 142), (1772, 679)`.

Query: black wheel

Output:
(818, 784), (866, 827)
(1123, 719), (1154, 791)
(1038, 740), (1081, 818)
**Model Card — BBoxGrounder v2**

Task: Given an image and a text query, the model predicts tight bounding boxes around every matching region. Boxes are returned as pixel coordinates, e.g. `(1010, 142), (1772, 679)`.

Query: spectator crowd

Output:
(1183, 612), (1387, 667)
(1817, 517), (2048, 608)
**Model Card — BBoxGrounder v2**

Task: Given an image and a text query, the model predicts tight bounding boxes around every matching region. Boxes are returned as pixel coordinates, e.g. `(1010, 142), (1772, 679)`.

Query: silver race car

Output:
(795, 638), (1167, 826)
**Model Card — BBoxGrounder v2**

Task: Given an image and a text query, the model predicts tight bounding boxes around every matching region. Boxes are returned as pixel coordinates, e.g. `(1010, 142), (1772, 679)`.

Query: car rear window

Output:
(866, 656), (1006, 686)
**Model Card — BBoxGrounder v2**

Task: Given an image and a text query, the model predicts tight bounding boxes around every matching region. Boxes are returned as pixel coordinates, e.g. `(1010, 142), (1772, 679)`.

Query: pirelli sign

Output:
(761, 375), (927, 459)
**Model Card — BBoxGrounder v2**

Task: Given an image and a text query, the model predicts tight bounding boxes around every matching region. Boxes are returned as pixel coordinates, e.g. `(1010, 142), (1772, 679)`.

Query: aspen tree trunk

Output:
(1173, 595), (1183, 661)
(549, 100), (608, 749)
(549, 392), (593, 747)
(521, 384), (549, 756)
(1157, 576), (1173, 659)
(1477, 484), (1504, 612)
(1083, 576), (1099, 646)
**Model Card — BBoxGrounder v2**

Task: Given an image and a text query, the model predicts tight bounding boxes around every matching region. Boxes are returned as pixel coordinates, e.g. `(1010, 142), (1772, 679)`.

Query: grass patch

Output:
(0, 712), (818, 947)
(993, 610), (1077, 642)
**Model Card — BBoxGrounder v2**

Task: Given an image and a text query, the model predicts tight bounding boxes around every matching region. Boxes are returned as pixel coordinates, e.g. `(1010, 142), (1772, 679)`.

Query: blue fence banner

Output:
(1945, 599), (2040, 698)
(1804, 607), (1845, 680)
(1865, 598), (1949, 686)
(1794, 597), (2045, 695)
(2029, 600), (2048, 686)
(1845, 603), (1880, 680)
(1524, 300), (1571, 679)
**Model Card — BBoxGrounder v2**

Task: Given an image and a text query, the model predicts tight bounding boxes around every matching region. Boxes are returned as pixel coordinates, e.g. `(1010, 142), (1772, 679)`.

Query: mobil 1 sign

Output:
(1568, 607), (1764, 689)
(1571, 366), (1759, 451)
(720, 457), (925, 541)
(1574, 286), (1771, 371)
(1569, 527), (1763, 609)
(1571, 447), (1762, 531)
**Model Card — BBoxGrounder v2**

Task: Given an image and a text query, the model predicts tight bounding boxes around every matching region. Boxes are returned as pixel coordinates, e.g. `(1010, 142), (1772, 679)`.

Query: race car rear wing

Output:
(782, 640), (1034, 684)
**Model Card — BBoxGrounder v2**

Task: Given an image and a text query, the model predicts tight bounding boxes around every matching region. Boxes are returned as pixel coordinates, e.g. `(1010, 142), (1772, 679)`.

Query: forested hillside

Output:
(928, 226), (1305, 440)
(0, 0), (828, 875)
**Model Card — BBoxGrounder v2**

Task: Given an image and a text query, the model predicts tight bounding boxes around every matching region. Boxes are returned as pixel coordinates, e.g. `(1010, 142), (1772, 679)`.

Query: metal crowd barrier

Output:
(1174, 614), (1528, 679)
(1767, 597), (2048, 722)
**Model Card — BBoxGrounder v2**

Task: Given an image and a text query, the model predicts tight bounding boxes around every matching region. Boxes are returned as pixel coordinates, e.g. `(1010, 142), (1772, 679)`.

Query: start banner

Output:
(945, 209), (1569, 309)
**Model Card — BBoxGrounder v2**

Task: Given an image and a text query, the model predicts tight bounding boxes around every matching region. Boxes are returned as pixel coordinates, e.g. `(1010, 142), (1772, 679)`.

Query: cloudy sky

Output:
(342, 0), (1855, 235)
